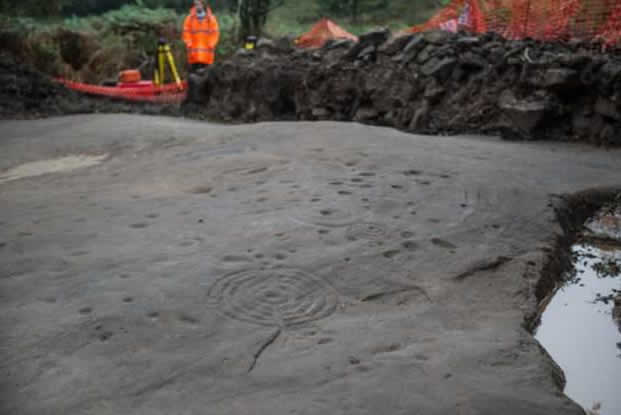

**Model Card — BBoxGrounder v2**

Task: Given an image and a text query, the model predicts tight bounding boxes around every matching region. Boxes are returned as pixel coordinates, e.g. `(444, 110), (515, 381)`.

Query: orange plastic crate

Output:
(118, 69), (142, 84)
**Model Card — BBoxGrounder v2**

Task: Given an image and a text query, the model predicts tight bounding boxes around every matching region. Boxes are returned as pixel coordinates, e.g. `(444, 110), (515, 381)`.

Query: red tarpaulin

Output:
(56, 79), (187, 103)
(296, 18), (358, 48)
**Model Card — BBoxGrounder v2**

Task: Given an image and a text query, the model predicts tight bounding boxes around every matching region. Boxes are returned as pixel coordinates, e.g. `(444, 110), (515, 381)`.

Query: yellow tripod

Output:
(153, 38), (182, 88)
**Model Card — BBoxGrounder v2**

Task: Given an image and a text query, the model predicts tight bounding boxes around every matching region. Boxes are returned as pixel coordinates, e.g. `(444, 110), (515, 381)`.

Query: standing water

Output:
(536, 207), (621, 415)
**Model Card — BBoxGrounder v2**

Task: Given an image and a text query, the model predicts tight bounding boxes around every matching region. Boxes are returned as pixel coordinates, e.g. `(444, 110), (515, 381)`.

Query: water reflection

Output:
(536, 244), (620, 415)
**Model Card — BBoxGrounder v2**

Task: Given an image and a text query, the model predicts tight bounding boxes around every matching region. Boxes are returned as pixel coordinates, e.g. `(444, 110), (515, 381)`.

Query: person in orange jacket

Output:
(183, 0), (220, 72)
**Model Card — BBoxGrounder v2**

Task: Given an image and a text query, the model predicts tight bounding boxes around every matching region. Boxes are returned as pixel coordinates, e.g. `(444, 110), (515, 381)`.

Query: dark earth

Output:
(0, 114), (620, 414)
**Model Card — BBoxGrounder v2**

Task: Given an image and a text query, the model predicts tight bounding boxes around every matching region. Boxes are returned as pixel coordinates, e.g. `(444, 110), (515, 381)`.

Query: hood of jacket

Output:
(190, 6), (212, 17)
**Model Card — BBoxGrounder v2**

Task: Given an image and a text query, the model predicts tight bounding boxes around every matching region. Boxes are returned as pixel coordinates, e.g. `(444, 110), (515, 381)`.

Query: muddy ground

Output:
(0, 114), (620, 414)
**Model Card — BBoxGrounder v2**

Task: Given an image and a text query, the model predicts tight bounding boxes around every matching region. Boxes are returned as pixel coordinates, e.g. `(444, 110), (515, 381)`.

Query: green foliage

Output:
(65, 4), (179, 33)
(0, 14), (64, 74)
(30, 40), (63, 75)
(1, 0), (448, 82)
(0, 0), (69, 17)
(214, 13), (238, 57)
(1, 3), (242, 82)
(1, 0), (238, 17)
(0, 14), (38, 32)
(238, 0), (280, 40)
(317, 0), (390, 19)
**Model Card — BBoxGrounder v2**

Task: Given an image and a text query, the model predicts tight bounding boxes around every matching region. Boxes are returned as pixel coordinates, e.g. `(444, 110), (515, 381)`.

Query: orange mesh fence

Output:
(409, 0), (621, 46)
(599, 2), (621, 44)
(56, 79), (187, 104)
(410, 0), (487, 33)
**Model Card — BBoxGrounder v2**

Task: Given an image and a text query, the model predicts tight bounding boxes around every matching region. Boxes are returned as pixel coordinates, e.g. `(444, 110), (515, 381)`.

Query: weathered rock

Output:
(580, 59), (604, 86)
(253, 37), (295, 55)
(460, 51), (487, 70)
(378, 34), (416, 56)
(409, 100), (430, 130)
(235, 48), (255, 57)
(312, 107), (330, 118)
(357, 46), (376, 60)
(257, 37), (276, 50)
(274, 36), (295, 52)
(4, 114), (619, 415)
(457, 36), (481, 46)
(403, 33), (425, 56)
(482, 41), (504, 52)
(572, 109), (592, 135)
(434, 44), (456, 58)
(557, 53), (592, 69)
(420, 57), (457, 79)
(323, 38), (355, 51)
(595, 97), (621, 121)
(587, 114), (607, 141)
(488, 45), (507, 63)
(416, 45), (435, 64)
(599, 123), (620, 145)
(599, 61), (621, 82)
(498, 90), (550, 137)
(354, 106), (379, 121)
(529, 68), (579, 89)
(423, 30), (455, 44)
(186, 72), (209, 104)
(503, 44), (526, 61)
(424, 82), (446, 101)
(392, 53), (405, 63)
(358, 28), (391, 48)
(613, 294), (621, 326)
(345, 28), (390, 61)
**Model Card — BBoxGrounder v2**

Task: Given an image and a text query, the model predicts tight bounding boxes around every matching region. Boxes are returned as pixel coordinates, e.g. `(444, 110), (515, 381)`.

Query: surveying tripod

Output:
(153, 38), (183, 88)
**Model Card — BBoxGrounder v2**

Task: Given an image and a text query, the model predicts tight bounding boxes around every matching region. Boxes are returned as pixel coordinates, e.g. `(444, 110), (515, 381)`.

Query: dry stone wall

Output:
(188, 30), (621, 145)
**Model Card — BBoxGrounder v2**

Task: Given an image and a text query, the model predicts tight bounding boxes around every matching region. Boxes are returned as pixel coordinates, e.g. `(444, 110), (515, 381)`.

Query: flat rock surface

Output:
(1, 114), (620, 415)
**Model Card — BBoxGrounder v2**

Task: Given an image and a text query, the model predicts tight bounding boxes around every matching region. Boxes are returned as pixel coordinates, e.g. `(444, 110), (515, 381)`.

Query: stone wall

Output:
(188, 31), (621, 145)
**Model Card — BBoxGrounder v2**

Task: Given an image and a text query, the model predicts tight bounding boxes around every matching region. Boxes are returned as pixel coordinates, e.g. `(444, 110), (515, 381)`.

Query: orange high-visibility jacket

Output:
(182, 6), (220, 65)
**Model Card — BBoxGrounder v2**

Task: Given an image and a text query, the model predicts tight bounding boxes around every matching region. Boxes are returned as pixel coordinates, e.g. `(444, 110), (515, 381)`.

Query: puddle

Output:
(536, 243), (621, 415)
(0, 154), (108, 184)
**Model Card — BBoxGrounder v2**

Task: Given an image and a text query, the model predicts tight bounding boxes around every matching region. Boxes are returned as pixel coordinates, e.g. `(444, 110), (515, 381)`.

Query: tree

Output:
(317, 0), (389, 23)
(236, 0), (282, 41)
(316, 0), (349, 17)
(0, 0), (68, 16)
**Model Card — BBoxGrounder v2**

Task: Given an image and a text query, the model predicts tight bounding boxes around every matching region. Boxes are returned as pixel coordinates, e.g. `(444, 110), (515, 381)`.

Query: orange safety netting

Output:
(409, 0), (621, 45)
(296, 18), (359, 48)
(56, 79), (188, 104)
(599, 2), (621, 44)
